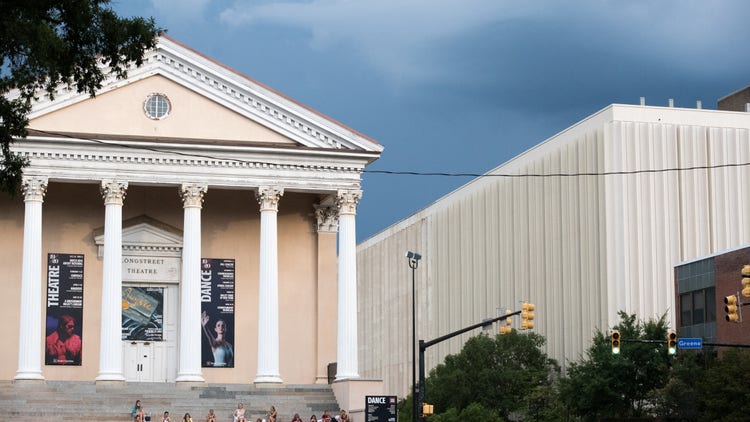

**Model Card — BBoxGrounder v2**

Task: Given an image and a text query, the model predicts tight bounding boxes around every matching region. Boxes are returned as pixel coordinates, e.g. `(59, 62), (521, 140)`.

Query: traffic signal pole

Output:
(416, 310), (522, 421)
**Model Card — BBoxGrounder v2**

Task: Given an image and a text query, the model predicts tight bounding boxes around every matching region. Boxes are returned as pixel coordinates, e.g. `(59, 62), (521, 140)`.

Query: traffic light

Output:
(742, 265), (750, 298)
(499, 309), (512, 334)
(611, 330), (621, 355)
(521, 302), (535, 330)
(667, 331), (677, 355)
(422, 404), (434, 416)
(724, 294), (740, 322)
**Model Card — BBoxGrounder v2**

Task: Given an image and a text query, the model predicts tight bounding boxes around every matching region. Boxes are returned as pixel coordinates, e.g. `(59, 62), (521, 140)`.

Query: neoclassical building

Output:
(0, 36), (382, 390)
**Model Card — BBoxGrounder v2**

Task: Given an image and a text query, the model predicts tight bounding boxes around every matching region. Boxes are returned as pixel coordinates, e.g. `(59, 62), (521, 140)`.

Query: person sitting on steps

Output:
(233, 403), (246, 422)
(132, 400), (145, 422)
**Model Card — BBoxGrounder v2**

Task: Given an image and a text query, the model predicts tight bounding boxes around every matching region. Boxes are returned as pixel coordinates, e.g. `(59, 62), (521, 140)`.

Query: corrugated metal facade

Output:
(356, 104), (750, 398)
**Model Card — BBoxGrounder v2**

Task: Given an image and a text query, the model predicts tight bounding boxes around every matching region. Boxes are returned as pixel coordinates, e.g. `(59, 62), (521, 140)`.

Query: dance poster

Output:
(122, 286), (164, 341)
(45, 253), (84, 365)
(200, 258), (235, 368)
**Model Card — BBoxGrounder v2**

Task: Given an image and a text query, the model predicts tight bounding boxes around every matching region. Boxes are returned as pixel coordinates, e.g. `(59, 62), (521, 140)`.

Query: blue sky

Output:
(114, 0), (750, 241)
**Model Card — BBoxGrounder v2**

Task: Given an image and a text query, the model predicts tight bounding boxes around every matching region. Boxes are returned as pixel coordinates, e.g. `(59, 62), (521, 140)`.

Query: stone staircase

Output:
(0, 381), (341, 422)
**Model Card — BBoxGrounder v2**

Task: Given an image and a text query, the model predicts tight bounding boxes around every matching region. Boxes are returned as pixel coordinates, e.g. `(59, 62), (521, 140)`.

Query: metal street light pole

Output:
(406, 251), (421, 422)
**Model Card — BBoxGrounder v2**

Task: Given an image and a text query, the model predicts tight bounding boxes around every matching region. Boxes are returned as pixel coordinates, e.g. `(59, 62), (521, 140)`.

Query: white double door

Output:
(123, 283), (178, 382)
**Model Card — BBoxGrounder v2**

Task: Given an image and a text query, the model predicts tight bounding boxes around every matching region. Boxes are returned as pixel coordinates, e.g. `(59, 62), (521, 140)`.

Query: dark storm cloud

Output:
(115, 0), (750, 239)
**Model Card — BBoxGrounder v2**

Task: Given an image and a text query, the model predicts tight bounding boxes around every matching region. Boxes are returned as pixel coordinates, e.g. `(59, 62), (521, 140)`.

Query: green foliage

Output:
(696, 349), (750, 421)
(653, 349), (750, 422)
(559, 312), (672, 421)
(428, 402), (502, 422)
(397, 394), (413, 422)
(524, 383), (566, 421)
(0, 1), (162, 194)
(652, 350), (714, 420)
(424, 331), (559, 420)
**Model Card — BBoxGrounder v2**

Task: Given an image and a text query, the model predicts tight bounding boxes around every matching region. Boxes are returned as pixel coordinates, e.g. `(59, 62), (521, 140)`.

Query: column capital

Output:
(100, 180), (128, 206)
(256, 186), (284, 212)
(314, 204), (339, 233)
(21, 176), (48, 203)
(336, 190), (362, 216)
(180, 183), (208, 208)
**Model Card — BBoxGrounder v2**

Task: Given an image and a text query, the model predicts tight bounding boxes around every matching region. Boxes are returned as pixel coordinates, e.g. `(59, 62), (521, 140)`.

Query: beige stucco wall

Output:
(30, 75), (296, 144)
(0, 193), (24, 379)
(0, 182), (335, 383)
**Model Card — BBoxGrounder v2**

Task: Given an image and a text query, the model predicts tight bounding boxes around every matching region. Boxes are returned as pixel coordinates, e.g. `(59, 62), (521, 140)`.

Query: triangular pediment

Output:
(94, 215), (183, 256)
(30, 75), (297, 145)
(25, 36), (383, 153)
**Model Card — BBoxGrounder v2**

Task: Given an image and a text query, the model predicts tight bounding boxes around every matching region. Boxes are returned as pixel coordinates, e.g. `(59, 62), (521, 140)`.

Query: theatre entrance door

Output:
(122, 283), (178, 382)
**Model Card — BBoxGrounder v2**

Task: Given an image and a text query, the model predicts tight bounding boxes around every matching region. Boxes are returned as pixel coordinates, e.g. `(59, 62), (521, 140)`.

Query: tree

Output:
(428, 402), (503, 422)
(422, 331), (560, 421)
(652, 350), (714, 421)
(559, 312), (672, 421)
(655, 349), (750, 422)
(0, 1), (162, 194)
(697, 349), (750, 421)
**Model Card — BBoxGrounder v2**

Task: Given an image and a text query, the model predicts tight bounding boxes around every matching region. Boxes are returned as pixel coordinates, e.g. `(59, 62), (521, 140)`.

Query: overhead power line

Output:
(25, 128), (750, 179)
(365, 162), (750, 178)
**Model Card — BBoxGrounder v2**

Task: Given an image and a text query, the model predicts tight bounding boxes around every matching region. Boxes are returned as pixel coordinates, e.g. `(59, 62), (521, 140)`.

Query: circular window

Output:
(144, 93), (171, 120)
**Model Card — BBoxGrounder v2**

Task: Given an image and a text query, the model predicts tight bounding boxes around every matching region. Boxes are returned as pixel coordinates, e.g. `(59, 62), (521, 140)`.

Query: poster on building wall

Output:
(45, 253), (84, 366)
(365, 396), (398, 422)
(122, 286), (164, 341)
(201, 258), (235, 368)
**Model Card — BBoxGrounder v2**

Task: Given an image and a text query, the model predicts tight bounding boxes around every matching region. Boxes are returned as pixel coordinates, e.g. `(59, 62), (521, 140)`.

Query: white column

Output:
(96, 180), (127, 382)
(254, 186), (284, 384)
(335, 189), (361, 380)
(313, 203), (339, 384)
(176, 183), (207, 383)
(15, 176), (48, 381)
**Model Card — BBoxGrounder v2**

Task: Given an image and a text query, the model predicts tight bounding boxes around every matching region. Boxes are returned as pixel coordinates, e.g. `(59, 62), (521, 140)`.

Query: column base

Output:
(14, 371), (44, 381)
(335, 372), (360, 381)
(175, 373), (205, 383)
(95, 372), (126, 382)
(253, 375), (283, 384)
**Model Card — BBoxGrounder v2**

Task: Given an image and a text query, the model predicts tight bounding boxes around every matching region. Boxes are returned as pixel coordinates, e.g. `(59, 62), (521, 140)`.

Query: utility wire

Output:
(364, 162), (750, 178)
(27, 128), (750, 178)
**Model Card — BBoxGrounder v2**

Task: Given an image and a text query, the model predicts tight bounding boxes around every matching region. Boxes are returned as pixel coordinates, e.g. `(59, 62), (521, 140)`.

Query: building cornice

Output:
(14, 135), (366, 192)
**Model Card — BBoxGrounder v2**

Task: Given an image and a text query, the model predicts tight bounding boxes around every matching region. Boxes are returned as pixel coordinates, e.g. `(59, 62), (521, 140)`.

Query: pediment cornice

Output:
(93, 215), (183, 258)
(25, 37), (383, 154)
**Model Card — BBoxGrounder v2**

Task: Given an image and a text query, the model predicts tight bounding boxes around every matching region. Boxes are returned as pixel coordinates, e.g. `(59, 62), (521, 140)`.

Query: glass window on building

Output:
(681, 293), (692, 326)
(693, 290), (705, 324)
(706, 287), (716, 323)
(679, 287), (715, 327)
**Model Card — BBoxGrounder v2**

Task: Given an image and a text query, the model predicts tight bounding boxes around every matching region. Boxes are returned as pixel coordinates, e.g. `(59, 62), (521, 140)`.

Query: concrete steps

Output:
(0, 381), (340, 422)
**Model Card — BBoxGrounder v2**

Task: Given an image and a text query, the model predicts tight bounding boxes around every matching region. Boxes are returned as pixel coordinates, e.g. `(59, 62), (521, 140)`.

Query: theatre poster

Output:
(200, 258), (235, 368)
(45, 253), (84, 366)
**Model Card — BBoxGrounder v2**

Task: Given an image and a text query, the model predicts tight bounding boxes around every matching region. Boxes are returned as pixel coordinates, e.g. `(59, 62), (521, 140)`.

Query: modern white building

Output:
(357, 100), (750, 398)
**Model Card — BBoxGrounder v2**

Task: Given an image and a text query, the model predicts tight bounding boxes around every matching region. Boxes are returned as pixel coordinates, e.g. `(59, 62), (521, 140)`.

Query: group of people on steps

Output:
(133, 400), (351, 422)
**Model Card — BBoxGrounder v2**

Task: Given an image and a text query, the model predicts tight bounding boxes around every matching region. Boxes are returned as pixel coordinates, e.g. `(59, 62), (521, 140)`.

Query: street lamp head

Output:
(406, 251), (422, 261)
